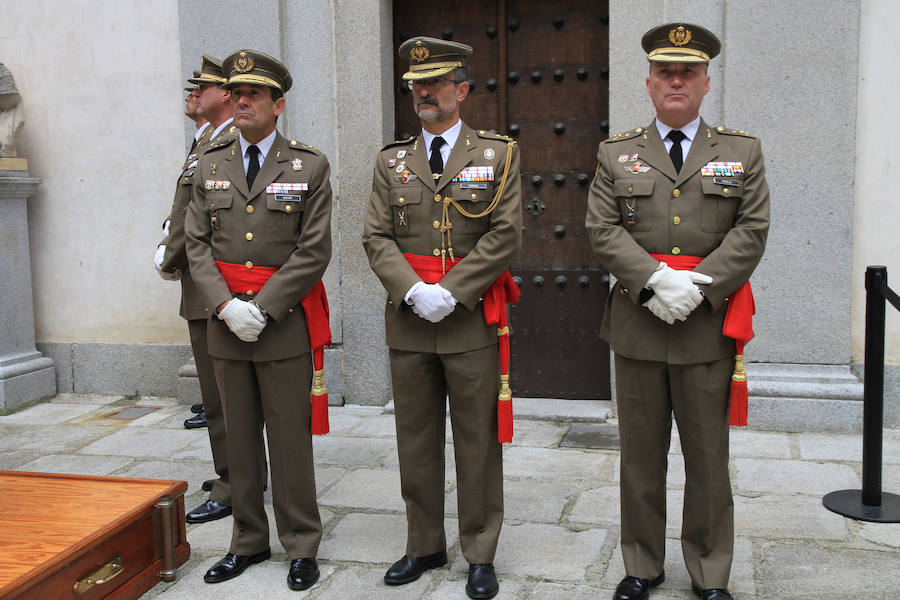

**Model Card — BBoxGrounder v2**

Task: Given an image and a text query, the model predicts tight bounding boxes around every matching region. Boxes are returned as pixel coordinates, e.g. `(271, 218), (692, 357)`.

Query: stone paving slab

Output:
(757, 542), (900, 599)
(3, 395), (899, 599)
(734, 457), (861, 496)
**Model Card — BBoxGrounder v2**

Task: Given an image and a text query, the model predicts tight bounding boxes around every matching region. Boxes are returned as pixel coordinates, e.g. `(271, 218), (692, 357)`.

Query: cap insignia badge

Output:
(411, 41), (429, 63)
(292, 158), (303, 171)
(669, 26), (692, 47)
(235, 52), (254, 73)
(483, 148), (495, 160)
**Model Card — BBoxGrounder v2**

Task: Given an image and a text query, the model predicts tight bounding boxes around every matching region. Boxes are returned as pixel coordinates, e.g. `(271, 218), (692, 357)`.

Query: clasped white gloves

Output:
(406, 281), (458, 323)
(644, 294), (677, 324)
(217, 298), (267, 342)
(154, 245), (180, 281)
(162, 219), (171, 238)
(645, 262), (713, 321)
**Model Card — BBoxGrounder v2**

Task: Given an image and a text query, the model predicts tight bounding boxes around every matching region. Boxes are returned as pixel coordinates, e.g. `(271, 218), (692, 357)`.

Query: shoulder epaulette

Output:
(714, 126), (755, 138)
(381, 136), (415, 151)
(288, 139), (321, 155)
(607, 127), (645, 142)
(476, 129), (513, 142)
(205, 136), (236, 153)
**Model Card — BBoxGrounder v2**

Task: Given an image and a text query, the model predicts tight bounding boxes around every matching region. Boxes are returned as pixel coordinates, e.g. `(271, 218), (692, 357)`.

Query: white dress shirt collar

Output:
(655, 116), (701, 143)
(210, 117), (234, 141)
(239, 129), (277, 172)
(422, 119), (463, 162)
(194, 121), (211, 141)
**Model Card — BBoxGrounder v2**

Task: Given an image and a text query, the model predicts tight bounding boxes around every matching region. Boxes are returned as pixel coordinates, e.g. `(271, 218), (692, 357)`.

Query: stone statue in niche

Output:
(0, 64), (25, 158)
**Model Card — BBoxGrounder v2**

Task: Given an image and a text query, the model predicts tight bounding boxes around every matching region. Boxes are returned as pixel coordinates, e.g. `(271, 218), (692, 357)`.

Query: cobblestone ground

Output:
(1, 394), (898, 599)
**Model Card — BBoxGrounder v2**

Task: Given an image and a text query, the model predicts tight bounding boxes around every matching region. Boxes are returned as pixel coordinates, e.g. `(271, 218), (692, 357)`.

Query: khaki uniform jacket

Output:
(185, 131), (332, 362)
(362, 123), (522, 354)
(160, 123), (237, 320)
(585, 118), (769, 364)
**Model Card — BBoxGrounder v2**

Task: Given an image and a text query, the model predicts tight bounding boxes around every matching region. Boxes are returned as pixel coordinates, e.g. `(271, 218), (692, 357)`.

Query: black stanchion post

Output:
(822, 265), (900, 522)
(862, 266), (885, 506)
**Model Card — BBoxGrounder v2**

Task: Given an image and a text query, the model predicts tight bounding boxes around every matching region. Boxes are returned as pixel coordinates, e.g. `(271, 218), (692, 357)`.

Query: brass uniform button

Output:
(723, 188), (730, 195)
(673, 216), (681, 225)
(245, 232), (254, 241)
(245, 261), (253, 269)
(210, 202), (215, 209)
(434, 193), (442, 202)
(627, 186), (633, 193)
(433, 220), (440, 229)
(398, 197), (405, 205)
(246, 205), (254, 213)
(246, 290), (255, 296)
(471, 193), (477, 200)
(432, 249), (440, 256)
(672, 247), (681, 255)
(672, 189), (680, 198)
(285, 204), (292, 212)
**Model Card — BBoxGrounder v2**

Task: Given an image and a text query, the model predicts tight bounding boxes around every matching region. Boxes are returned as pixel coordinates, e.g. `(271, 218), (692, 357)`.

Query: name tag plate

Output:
(274, 194), (302, 202)
(459, 182), (488, 189)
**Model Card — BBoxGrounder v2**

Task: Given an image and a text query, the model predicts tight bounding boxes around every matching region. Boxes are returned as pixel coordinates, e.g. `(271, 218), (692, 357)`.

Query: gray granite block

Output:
(317, 468), (405, 512)
(749, 396), (863, 433)
(318, 513), (459, 564)
(734, 457), (860, 496)
(77, 427), (199, 459)
(72, 342), (192, 396)
(15, 454), (133, 476)
(503, 447), (615, 481)
(757, 542), (900, 599)
(482, 523), (607, 581)
(499, 479), (576, 523)
(312, 435), (396, 467)
(733, 495), (847, 540)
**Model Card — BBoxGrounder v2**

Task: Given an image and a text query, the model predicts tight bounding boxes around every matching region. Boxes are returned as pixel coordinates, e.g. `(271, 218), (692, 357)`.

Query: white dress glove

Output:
(646, 262), (713, 319)
(154, 245), (180, 281)
(644, 294), (677, 324)
(217, 298), (267, 342)
(407, 282), (457, 323)
(162, 219), (171, 237)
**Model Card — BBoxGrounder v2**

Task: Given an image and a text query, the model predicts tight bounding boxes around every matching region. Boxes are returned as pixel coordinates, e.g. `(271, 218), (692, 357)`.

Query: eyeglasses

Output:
(407, 76), (463, 91)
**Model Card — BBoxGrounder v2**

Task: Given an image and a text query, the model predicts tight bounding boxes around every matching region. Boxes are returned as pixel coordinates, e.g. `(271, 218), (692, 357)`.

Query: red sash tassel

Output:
(215, 260), (332, 434)
(402, 253), (521, 443)
(650, 254), (754, 426)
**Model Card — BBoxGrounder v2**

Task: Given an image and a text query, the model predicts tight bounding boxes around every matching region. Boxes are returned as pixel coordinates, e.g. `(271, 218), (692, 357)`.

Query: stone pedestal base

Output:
(176, 358), (199, 406)
(0, 351), (57, 413)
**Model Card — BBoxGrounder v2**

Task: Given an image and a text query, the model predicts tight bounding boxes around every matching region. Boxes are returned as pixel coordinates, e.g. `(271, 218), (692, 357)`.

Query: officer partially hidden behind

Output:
(186, 50), (333, 591)
(586, 23), (770, 600)
(363, 37), (522, 599)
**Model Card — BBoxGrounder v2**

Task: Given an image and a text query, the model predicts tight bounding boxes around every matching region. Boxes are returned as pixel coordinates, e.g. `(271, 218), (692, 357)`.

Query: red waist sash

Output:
(215, 260), (331, 434)
(650, 253), (754, 426)
(402, 253), (521, 443)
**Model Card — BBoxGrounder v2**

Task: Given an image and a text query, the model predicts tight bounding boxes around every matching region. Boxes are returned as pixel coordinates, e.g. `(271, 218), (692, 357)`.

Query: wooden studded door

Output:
(393, 0), (611, 400)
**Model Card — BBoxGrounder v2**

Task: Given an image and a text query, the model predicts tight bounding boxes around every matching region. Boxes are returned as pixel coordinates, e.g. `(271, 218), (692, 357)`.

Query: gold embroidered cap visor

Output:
(641, 22), (721, 63)
(398, 36), (473, 81)
(188, 55), (228, 85)
(222, 49), (293, 93)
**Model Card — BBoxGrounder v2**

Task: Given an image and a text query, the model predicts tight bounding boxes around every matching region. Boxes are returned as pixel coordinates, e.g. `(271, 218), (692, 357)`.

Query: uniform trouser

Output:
(615, 354), (734, 590)
(187, 318), (230, 505)
(212, 354), (322, 559)
(389, 345), (503, 565)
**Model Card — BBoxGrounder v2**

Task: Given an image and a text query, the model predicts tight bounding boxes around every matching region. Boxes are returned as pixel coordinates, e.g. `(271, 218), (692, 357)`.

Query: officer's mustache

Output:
(417, 97), (439, 107)
(235, 109), (256, 117)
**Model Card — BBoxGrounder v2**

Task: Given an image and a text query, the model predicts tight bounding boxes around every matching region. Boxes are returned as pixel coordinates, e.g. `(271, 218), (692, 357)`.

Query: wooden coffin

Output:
(0, 471), (190, 599)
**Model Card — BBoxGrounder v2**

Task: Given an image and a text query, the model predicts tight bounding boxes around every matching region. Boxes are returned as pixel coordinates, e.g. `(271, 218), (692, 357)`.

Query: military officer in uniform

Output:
(185, 50), (331, 591)
(586, 24), (769, 600)
(363, 37), (522, 600)
(156, 55), (248, 526)
(185, 73), (210, 148)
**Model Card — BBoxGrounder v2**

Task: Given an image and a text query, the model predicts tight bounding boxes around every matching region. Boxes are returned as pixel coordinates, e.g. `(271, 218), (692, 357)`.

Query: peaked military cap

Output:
(188, 55), (227, 85)
(398, 36), (473, 80)
(222, 49), (293, 93)
(184, 70), (201, 91)
(642, 23), (721, 63)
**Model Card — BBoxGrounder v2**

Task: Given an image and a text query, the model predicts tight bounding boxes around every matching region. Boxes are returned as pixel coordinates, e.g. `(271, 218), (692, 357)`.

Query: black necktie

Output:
(246, 144), (261, 189)
(667, 129), (686, 173)
(429, 136), (446, 177)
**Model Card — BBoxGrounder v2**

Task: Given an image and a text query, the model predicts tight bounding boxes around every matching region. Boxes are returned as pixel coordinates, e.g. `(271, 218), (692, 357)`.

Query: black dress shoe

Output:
(287, 557), (320, 590)
(184, 410), (208, 429)
(692, 585), (733, 600)
(186, 499), (232, 523)
(201, 479), (214, 492)
(466, 563), (499, 599)
(383, 550), (447, 585)
(614, 571), (665, 600)
(204, 549), (271, 583)
(190, 403), (204, 414)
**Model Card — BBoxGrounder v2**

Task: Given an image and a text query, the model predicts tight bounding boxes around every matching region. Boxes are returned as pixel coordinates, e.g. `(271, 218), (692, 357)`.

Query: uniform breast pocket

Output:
(700, 178), (742, 232)
(451, 184), (492, 235)
(390, 188), (423, 237)
(265, 194), (304, 242)
(207, 192), (234, 242)
(614, 178), (655, 232)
